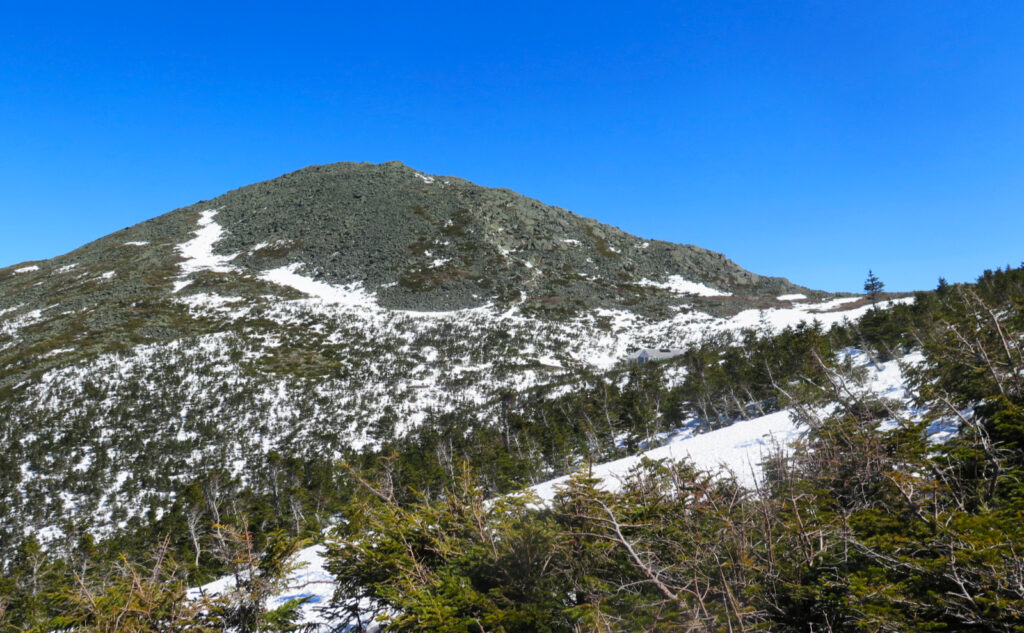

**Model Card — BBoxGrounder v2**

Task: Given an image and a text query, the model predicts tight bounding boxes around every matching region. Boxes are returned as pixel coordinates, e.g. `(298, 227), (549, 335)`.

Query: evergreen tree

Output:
(864, 269), (885, 307)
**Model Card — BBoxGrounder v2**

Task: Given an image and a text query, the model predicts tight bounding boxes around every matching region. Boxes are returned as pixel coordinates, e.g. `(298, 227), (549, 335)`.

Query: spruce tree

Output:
(864, 269), (884, 307)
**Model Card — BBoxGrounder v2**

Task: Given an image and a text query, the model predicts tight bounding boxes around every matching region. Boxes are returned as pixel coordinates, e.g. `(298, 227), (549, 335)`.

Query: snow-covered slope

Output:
(0, 161), (908, 560)
(191, 350), (942, 630)
(0, 209), (906, 552)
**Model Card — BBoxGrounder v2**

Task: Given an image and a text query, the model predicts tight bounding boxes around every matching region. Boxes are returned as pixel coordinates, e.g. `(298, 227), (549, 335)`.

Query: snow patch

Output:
(14, 265), (39, 274)
(720, 297), (911, 332)
(0, 309), (44, 350)
(40, 347), (75, 358)
(533, 410), (800, 500)
(776, 293), (807, 301)
(189, 544), (357, 630)
(637, 275), (732, 297)
(793, 296), (861, 311)
(261, 264), (379, 309)
(174, 210), (238, 291)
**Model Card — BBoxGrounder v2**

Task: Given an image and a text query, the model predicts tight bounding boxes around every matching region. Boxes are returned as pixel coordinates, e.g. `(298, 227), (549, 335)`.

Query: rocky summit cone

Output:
(3, 161), (817, 323)
(0, 161), (829, 386)
(175, 160), (816, 314)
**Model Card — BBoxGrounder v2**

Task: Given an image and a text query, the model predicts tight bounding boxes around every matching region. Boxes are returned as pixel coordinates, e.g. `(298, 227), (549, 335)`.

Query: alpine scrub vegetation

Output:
(319, 265), (1024, 632)
(4, 530), (316, 633)
(2, 264), (1022, 631)
(325, 462), (760, 632)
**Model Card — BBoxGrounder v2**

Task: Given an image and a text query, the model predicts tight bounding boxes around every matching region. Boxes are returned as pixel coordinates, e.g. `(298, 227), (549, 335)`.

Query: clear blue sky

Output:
(2, 2), (1022, 292)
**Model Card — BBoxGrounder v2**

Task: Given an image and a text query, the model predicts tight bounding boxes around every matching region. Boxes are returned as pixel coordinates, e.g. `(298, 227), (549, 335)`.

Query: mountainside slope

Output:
(192, 349), (954, 631)
(0, 161), (874, 555)
(1, 161), (816, 333)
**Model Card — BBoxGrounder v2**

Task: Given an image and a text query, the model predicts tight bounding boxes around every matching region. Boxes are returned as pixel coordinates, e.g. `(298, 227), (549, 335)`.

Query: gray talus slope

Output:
(1, 161), (818, 323)
(197, 161), (816, 314)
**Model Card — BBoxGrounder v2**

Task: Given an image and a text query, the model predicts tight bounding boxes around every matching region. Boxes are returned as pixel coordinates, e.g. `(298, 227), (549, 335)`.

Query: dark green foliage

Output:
(325, 462), (763, 632)
(325, 469), (570, 633)
(319, 264), (1024, 632)
(864, 270), (884, 307)
(25, 531), (316, 633)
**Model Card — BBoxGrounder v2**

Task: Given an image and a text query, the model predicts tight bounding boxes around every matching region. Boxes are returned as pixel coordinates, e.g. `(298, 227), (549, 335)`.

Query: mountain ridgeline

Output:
(2, 160), (815, 324)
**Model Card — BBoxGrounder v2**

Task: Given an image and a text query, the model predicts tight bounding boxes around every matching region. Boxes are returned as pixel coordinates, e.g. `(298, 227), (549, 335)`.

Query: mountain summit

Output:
(3, 161), (815, 320)
(177, 160), (814, 314)
(0, 162), (868, 552)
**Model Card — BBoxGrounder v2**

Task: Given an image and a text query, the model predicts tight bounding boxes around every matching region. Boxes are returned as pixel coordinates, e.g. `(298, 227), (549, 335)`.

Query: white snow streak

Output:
(533, 411), (800, 500)
(637, 275), (732, 297)
(174, 210), (238, 291)
(189, 544), (345, 627)
(261, 264), (380, 310)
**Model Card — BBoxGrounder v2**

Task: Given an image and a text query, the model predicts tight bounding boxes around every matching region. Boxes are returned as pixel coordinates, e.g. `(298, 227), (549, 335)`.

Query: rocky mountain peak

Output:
(0, 162), (827, 373)
(96, 161), (818, 315)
